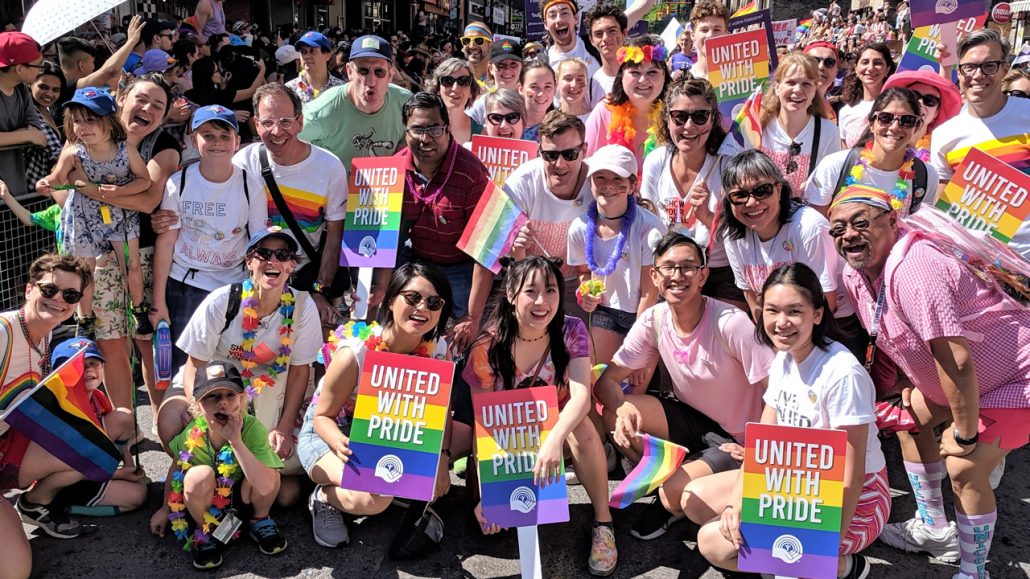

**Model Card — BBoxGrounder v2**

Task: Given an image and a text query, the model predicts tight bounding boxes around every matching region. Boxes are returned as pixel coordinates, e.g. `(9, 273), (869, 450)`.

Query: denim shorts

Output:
(297, 401), (351, 478)
(590, 305), (636, 337)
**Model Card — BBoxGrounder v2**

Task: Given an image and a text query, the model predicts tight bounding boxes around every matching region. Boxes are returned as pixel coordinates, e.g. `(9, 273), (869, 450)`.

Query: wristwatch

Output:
(311, 282), (328, 296)
(952, 427), (979, 446)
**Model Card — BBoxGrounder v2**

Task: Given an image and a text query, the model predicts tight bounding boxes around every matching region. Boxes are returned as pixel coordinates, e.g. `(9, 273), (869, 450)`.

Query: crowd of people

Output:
(0, 0), (1029, 577)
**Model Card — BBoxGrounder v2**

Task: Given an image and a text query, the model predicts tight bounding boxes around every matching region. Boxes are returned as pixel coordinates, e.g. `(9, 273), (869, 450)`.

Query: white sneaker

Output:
(879, 517), (959, 563)
(953, 571), (991, 579)
(988, 456), (1005, 490)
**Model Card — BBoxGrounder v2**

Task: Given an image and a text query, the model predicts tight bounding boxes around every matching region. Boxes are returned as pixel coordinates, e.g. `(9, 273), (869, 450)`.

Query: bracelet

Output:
(311, 282), (328, 296)
(952, 427), (979, 446)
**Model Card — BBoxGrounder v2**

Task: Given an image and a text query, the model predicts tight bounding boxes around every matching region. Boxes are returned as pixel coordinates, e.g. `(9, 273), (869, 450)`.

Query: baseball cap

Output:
(296, 30), (332, 51)
(586, 145), (637, 179)
(0, 31), (41, 67)
(232, 20), (248, 33)
(246, 226), (300, 254)
(490, 39), (523, 63)
(191, 104), (239, 132)
(193, 361), (245, 401)
(275, 44), (300, 65)
(51, 337), (106, 369)
(350, 35), (393, 62)
(64, 87), (117, 116)
(135, 48), (176, 75)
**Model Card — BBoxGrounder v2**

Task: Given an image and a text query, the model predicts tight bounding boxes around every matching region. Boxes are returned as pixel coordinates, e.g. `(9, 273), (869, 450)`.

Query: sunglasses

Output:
(728, 182), (777, 205)
(539, 146), (583, 162)
(785, 141), (802, 175)
(912, 92), (941, 108)
(1005, 89), (1029, 99)
(249, 247), (297, 262)
(33, 282), (83, 304)
(812, 56), (837, 68)
(668, 109), (712, 126)
(440, 74), (473, 88)
(486, 111), (522, 125)
(399, 290), (446, 311)
(869, 111), (921, 128)
(461, 36), (488, 47)
(356, 66), (389, 79)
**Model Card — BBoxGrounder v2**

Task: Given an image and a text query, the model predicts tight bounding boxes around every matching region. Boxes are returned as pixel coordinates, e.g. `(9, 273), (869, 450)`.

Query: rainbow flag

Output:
(0, 349), (120, 482)
(457, 181), (528, 274)
(732, 83), (765, 149)
(731, 1), (757, 18)
(609, 434), (687, 509)
(797, 18), (813, 34)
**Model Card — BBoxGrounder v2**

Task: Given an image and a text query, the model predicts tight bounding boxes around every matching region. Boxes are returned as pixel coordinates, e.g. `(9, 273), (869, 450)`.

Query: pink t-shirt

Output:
(612, 299), (773, 441)
(843, 234), (1030, 409)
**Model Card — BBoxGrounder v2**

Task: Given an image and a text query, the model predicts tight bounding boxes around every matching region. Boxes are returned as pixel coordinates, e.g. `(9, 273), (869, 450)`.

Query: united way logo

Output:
(772, 534), (804, 564)
(375, 454), (404, 483)
(935, 0), (958, 15)
(359, 235), (378, 257)
(509, 486), (537, 514)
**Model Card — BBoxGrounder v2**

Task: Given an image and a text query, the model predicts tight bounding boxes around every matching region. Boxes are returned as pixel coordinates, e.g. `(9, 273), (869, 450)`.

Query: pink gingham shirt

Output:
(842, 233), (1030, 409)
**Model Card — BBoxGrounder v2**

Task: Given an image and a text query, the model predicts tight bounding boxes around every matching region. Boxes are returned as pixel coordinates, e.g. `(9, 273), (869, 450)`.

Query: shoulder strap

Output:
(179, 162), (189, 195)
(807, 118), (822, 178)
(259, 145), (320, 262)
(831, 146), (863, 204)
(221, 283), (243, 334)
(910, 158), (928, 213)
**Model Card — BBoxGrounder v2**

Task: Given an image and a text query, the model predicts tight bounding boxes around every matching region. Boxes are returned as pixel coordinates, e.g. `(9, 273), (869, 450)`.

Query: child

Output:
(0, 178), (63, 250)
(556, 58), (591, 121)
(36, 87), (153, 338)
(150, 360), (286, 570)
(49, 337), (147, 516)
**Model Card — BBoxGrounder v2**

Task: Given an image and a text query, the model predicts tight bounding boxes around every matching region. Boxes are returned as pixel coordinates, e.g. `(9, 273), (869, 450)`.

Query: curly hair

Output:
(27, 253), (92, 293)
(656, 77), (726, 156)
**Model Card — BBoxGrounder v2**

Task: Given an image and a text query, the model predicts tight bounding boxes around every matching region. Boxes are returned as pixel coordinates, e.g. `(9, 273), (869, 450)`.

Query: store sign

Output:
(991, 2), (1012, 22)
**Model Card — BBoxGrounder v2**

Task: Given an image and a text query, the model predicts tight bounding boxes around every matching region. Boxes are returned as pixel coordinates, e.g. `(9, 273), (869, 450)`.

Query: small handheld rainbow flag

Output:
(457, 181), (528, 274)
(731, 0), (757, 18)
(732, 83), (765, 149)
(797, 18), (813, 34)
(610, 434), (687, 509)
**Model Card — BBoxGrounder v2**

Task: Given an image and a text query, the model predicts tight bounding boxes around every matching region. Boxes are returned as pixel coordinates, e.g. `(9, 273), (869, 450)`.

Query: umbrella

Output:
(21, 0), (124, 45)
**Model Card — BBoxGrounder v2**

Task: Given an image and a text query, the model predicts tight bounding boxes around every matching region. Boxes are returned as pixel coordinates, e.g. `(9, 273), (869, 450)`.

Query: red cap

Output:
(0, 32), (41, 67)
(803, 41), (838, 55)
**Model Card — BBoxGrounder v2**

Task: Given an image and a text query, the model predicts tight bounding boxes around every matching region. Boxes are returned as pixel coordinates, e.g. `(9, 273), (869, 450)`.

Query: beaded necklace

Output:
(405, 139), (458, 205)
(239, 279), (295, 400)
(17, 308), (50, 377)
(844, 143), (916, 212)
(585, 195), (637, 277)
(167, 416), (239, 549)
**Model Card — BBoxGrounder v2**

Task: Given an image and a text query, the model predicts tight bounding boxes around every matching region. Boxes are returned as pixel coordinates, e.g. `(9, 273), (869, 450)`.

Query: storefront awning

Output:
(1012, 0), (1030, 12)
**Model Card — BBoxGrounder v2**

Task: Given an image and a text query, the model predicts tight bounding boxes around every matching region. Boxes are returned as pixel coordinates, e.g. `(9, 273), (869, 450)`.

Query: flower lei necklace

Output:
(322, 321), (432, 365)
(607, 101), (662, 159)
(844, 143), (916, 212)
(240, 279), (295, 399)
(168, 416), (239, 550)
(405, 139), (458, 205)
(585, 195), (637, 277)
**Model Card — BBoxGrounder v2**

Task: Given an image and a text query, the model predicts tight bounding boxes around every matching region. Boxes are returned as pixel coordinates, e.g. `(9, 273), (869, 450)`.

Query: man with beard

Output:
(461, 21), (493, 86)
(582, 0), (657, 105)
(829, 186), (1030, 579)
(299, 35), (411, 169)
(468, 38), (524, 125)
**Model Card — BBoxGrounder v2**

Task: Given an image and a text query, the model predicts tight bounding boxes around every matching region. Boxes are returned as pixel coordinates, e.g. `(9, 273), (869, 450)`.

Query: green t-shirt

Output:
(298, 82), (412, 169)
(169, 415), (284, 483)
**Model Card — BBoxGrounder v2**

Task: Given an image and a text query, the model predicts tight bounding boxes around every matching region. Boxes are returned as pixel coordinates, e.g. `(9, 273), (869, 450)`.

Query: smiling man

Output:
(686, 0), (730, 80)
(461, 21), (493, 85)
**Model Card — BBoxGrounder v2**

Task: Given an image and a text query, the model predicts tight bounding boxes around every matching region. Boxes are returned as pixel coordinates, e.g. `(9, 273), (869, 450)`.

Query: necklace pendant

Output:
(574, 199), (583, 207)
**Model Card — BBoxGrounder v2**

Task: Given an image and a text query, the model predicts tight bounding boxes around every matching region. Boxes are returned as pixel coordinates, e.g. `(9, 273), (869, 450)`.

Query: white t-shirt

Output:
(837, 100), (873, 148)
(764, 341), (885, 475)
(505, 157), (592, 278)
(548, 37), (601, 80)
(468, 94), (487, 126)
(174, 284), (322, 426)
(591, 69), (614, 107)
(806, 148), (940, 215)
(723, 205), (855, 317)
(567, 205), (667, 313)
(746, 116), (841, 195)
(639, 142), (741, 267)
(233, 143), (348, 265)
(161, 164), (269, 291)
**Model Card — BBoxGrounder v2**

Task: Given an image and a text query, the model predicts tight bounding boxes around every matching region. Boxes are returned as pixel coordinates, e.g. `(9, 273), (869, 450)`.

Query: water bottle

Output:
(154, 320), (172, 391)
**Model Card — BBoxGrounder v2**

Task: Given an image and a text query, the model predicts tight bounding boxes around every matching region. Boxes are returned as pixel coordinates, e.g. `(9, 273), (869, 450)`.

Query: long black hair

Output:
(485, 257), (571, 391)
(379, 262), (453, 342)
(756, 263), (840, 350)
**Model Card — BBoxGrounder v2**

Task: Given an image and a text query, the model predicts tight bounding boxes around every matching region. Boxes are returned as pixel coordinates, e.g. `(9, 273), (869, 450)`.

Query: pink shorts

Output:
(839, 468), (890, 556)
(978, 408), (1030, 450)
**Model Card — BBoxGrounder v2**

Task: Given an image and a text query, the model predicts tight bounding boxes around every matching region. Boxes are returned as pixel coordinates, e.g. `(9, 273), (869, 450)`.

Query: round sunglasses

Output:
(399, 290), (446, 311)
(33, 282), (83, 304)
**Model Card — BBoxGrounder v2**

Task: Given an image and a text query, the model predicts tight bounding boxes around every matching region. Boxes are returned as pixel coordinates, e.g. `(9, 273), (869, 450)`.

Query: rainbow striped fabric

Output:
(341, 350), (453, 501)
(457, 181), (528, 274)
(340, 157), (406, 268)
(609, 434), (687, 509)
(731, 1), (757, 18)
(0, 349), (120, 482)
(733, 84), (765, 149)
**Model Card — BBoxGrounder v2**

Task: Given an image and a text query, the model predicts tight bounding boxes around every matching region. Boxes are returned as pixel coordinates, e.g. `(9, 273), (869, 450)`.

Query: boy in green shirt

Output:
(1, 178), (63, 250)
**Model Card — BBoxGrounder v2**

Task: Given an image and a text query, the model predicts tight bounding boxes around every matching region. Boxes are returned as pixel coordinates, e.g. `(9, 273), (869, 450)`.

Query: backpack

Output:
(831, 146), (929, 213)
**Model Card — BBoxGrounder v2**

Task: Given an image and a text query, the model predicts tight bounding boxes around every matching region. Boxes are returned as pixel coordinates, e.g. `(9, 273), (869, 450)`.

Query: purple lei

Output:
(585, 196), (636, 277)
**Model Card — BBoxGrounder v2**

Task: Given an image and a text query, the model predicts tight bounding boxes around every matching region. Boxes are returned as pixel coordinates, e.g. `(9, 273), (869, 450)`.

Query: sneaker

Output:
(249, 517), (288, 555)
(17, 496), (82, 539)
(588, 523), (618, 577)
(565, 463), (581, 486)
(308, 485), (348, 548)
(630, 497), (684, 540)
(878, 517), (959, 562)
(75, 315), (97, 341)
(453, 456), (468, 479)
(841, 554), (871, 579)
(989, 456), (1005, 490)
(132, 305), (154, 336)
(192, 537), (224, 569)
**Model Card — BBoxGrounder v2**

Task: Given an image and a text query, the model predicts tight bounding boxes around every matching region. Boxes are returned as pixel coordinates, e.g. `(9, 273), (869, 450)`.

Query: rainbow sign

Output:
(340, 157), (405, 268)
(935, 148), (1030, 245)
(910, 0), (985, 28)
(738, 423), (847, 578)
(897, 15), (988, 73)
(473, 386), (569, 528)
(471, 135), (539, 188)
(706, 28), (770, 132)
(457, 181), (528, 274)
(341, 350), (454, 501)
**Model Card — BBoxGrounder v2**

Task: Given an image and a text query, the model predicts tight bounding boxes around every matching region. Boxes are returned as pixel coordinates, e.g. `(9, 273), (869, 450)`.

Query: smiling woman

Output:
(426, 58), (481, 145)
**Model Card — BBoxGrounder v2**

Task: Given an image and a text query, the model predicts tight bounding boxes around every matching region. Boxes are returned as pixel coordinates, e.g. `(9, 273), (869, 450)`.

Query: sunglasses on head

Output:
(668, 109), (712, 126)
(249, 247), (297, 262)
(33, 282), (83, 304)
(912, 92), (941, 108)
(399, 290), (446, 311)
(728, 182), (778, 205)
(461, 36), (488, 47)
(869, 111), (921, 128)
(486, 111), (522, 125)
(539, 146), (583, 162)
(440, 74), (473, 88)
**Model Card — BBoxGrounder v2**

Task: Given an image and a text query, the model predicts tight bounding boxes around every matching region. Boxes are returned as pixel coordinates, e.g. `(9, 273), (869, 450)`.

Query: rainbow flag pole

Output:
(731, 83), (765, 149)
(609, 434), (688, 509)
(457, 181), (528, 274)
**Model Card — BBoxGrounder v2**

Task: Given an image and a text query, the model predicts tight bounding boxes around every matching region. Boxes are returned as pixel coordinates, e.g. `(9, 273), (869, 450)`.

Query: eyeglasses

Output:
(785, 141), (802, 175)
(399, 290), (446, 311)
(869, 111), (921, 128)
(655, 263), (704, 277)
(20, 62), (44, 69)
(728, 182), (778, 205)
(524, 49), (541, 58)
(406, 125), (448, 138)
(812, 56), (837, 68)
(828, 209), (890, 238)
(249, 247), (297, 262)
(912, 92), (941, 108)
(440, 74), (473, 88)
(461, 36), (488, 47)
(33, 282), (83, 304)
(159, 32), (174, 38)
(493, 60), (520, 71)
(256, 115), (299, 130)
(486, 111), (522, 125)
(958, 60), (1006, 77)
(539, 145), (583, 162)
(356, 66), (389, 79)
(1005, 89), (1029, 99)
(668, 109), (712, 126)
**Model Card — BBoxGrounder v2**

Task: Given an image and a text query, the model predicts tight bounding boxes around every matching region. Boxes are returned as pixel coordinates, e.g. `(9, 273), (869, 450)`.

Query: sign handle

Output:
(939, 21), (959, 67)
(517, 526), (543, 579)
(354, 267), (373, 321)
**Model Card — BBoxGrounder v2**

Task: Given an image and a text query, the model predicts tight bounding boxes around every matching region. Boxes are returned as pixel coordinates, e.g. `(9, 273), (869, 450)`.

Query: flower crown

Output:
(616, 44), (668, 66)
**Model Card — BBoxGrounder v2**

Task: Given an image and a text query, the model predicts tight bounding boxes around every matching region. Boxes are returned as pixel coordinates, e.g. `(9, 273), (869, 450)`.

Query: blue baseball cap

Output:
(51, 337), (106, 369)
(246, 226), (299, 254)
(134, 48), (176, 76)
(64, 87), (116, 116)
(296, 30), (332, 51)
(190, 104), (239, 132)
(349, 35), (392, 62)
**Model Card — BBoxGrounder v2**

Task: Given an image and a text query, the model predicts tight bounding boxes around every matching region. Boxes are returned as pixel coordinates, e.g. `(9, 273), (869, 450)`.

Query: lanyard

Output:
(864, 278), (886, 372)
